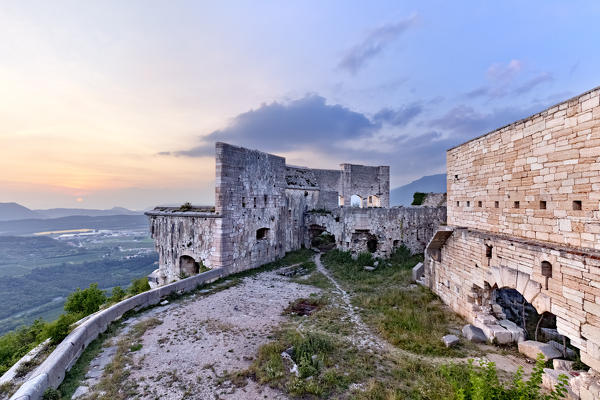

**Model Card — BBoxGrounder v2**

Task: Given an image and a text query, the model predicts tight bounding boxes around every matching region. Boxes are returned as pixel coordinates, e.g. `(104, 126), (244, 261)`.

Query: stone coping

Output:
(9, 267), (226, 400)
(145, 210), (221, 218)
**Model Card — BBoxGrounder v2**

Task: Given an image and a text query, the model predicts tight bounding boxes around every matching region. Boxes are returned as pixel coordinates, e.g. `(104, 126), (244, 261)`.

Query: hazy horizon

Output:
(2, 1), (599, 209)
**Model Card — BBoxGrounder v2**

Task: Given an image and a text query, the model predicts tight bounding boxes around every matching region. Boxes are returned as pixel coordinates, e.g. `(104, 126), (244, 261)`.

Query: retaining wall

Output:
(9, 267), (226, 400)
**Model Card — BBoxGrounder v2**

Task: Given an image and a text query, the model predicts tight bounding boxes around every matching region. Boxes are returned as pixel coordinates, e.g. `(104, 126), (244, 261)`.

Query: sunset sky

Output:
(2, 1), (599, 209)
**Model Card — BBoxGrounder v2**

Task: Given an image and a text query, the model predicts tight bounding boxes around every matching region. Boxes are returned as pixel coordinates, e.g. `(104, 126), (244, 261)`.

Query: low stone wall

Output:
(9, 267), (226, 400)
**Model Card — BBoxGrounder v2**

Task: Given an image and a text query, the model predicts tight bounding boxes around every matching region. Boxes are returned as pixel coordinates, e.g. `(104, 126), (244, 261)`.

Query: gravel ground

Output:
(82, 268), (319, 400)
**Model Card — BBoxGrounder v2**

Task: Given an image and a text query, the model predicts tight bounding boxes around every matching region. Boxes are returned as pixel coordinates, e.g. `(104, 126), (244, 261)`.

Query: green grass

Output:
(322, 248), (472, 357)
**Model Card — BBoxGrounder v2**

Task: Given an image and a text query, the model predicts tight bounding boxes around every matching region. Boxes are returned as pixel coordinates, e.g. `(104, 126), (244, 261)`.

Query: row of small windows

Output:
(242, 195), (275, 208)
(456, 200), (584, 211)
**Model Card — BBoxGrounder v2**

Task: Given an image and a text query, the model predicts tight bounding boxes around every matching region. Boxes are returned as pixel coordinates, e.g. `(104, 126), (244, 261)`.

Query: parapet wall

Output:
(447, 87), (600, 250)
(9, 268), (226, 400)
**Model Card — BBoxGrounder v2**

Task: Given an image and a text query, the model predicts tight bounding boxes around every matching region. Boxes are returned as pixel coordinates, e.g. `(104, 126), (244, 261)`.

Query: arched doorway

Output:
(179, 255), (202, 278)
(309, 224), (336, 251)
(350, 194), (362, 208)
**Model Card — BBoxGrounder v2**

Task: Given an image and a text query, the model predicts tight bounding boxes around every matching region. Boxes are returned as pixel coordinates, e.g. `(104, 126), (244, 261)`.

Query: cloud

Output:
(164, 94), (380, 157)
(464, 60), (553, 100)
(373, 103), (423, 127)
(338, 14), (418, 74)
(513, 72), (553, 94)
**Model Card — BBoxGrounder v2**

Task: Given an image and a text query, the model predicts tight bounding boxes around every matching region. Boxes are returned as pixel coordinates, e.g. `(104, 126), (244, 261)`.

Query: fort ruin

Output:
(146, 143), (445, 286)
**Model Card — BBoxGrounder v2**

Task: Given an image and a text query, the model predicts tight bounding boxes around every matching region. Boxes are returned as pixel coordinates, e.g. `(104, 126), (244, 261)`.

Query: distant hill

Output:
(0, 202), (41, 221)
(35, 206), (141, 219)
(391, 174), (447, 206)
(0, 202), (141, 222)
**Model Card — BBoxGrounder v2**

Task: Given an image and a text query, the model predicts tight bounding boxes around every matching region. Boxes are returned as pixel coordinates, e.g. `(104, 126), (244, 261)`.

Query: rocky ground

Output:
(67, 253), (536, 400)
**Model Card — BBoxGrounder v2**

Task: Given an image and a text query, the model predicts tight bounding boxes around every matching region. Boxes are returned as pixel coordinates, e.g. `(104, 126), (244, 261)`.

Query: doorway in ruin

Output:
(367, 195), (381, 208)
(179, 255), (201, 278)
(256, 227), (270, 240)
(351, 230), (378, 254)
(350, 194), (362, 208)
(309, 224), (336, 251)
(493, 288), (570, 353)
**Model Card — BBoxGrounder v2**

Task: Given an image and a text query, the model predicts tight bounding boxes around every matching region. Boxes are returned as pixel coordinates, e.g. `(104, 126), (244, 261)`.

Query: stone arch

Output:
(309, 224), (336, 251)
(256, 227), (270, 240)
(350, 194), (363, 208)
(486, 265), (550, 315)
(179, 255), (201, 277)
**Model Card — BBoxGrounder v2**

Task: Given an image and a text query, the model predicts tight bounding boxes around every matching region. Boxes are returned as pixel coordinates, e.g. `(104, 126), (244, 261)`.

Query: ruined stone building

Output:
(146, 142), (445, 286)
(424, 87), (600, 375)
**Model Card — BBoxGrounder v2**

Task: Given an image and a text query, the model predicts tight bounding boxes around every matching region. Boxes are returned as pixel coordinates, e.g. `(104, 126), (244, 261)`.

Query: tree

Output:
(109, 286), (126, 303)
(128, 277), (151, 296)
(64, 283), (106, 316)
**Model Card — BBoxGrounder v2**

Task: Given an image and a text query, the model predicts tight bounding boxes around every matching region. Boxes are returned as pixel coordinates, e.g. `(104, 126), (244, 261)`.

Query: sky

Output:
(1, 1), (599, 210)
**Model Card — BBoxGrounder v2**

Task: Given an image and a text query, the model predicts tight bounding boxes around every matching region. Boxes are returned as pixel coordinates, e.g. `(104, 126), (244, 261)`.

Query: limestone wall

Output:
(425, 227), (600, 371)
(447, 87), (600, 249)
(147, 212), (221, 285)
(305, 206), (446, 257)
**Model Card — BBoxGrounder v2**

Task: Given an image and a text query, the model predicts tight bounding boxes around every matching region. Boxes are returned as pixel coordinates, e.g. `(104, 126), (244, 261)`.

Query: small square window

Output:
(455, 174), (459, 180)
(456, 201), (460, 207)
(540, 200), (546, 210)
(478, 201), (482, 207)
(494, 201), (499, 208)
(573, 200), (582, 211)
(467, 201), (471, 207)
(514, 201), (520, 209)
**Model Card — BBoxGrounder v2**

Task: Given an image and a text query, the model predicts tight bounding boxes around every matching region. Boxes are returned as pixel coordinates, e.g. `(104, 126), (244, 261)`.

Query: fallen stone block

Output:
(411, 262), (424, 282)
(518, 340), (563, 361)
(498, 319), (526, 342)
(363, 266), (376, 271)
(553, 359), (575, 371)
(462, 324), (487, 343)
(549, 340), (577, 360)
(480, 324), (513, 344)
(541, 327), (564, 342)
(442, 334), (460, 348)
(542, 368), (577, 399)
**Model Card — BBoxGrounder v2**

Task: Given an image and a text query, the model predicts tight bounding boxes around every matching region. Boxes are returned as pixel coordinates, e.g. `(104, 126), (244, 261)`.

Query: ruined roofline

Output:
(145, 205), (220, 218)
(446, 84), (600, 152)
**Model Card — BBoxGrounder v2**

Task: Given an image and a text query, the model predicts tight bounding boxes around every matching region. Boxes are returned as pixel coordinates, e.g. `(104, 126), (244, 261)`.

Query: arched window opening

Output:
(350, 194), (362, 208)
(541, 261), (552, 290)
(179, 255), (201, 278)
(256, 227), (270, 240)
(367, 238), (378, 253)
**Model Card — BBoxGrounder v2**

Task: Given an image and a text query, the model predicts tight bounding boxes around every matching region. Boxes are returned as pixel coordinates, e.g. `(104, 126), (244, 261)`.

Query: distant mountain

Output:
(0, 203), (141, 222)
(35, 206), (141, 219)
(0, 202), (41, 221)
(391, 174), (447, 206)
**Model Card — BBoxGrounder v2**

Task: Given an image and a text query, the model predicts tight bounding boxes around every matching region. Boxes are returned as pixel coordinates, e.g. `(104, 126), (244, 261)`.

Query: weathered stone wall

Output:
(425, 86), (600, 376)
(425, 227), (600, 371)
(421, 192), (447, 207)
(341, 164), (390, 208)
(447, 87), (600, 250)
(305, 206), (446, 257)
(147, 212), (221, 285)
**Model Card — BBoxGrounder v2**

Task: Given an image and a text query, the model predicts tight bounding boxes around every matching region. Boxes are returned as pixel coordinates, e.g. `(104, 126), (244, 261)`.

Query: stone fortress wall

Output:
(147, 142), (445, 286)
(424, 87), (600, 379)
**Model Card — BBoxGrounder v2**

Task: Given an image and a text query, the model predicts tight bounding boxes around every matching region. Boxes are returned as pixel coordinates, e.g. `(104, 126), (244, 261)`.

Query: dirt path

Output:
(313, 252), (534, 375)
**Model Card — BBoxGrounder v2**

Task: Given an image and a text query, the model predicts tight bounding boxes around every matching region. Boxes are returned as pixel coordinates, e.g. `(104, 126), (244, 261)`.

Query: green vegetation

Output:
(310, 232), (336, 251)
(178, 202), (193, 211)
(64, 283), (107, 315)
(109, 286), (126, 303)
(443, 354), (568, 400)
(411, 192), (427, 206)
(128, 277), (151, 296)
(0, 319), (46, 375)
(322, 247), (470, 357)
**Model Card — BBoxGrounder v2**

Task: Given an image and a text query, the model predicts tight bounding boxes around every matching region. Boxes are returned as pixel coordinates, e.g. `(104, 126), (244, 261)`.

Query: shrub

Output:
(179, 202), (193, 211)
(128, 277), (151, 296)
(42, 388), (61, 400)
(356, 252), (374, 266)
(0, 319), (46, 375)
(41, 313), (81, 344)
(412, 192), (427, 205)
(64, 283), (107, 316)
(109, 286), (126, 303)
(442, 353), (568, 399)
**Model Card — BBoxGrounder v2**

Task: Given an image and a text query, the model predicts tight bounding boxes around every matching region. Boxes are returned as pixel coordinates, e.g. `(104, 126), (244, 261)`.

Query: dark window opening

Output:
(367, 238), (378, 253)
(179, 255), (202, 277)
(573, 200), (582, 211)
(495, 201), (499, 208)
(253, 197), (257, 208)
(540, 200), (546, 210)
(541, 261), (552, 290)
(304, 191), (308, 197)
(514, 201), (520, 209)
(264, 194), (268, 206)
(393, 240), (400, 248)
(242, 197), (246, 208)
(455, 174), (458, 179)
(485, 245), (493, 259)
(256, 227), (270, 240)
(456, 201), (460, 207)
(478, 201), (482, 207)
(467, 201), (470, 207)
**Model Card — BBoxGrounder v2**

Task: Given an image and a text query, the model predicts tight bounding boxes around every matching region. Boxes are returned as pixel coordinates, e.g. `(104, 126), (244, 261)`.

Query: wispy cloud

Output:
(373, 103), (423, 127)
(513, 72), (553, 94)
(338, 14), (418, 75)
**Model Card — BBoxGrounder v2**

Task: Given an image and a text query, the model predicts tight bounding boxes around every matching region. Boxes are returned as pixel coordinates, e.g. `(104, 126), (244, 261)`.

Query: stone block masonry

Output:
(147, 142), (444, 286)
(426, 86), (600, 383)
